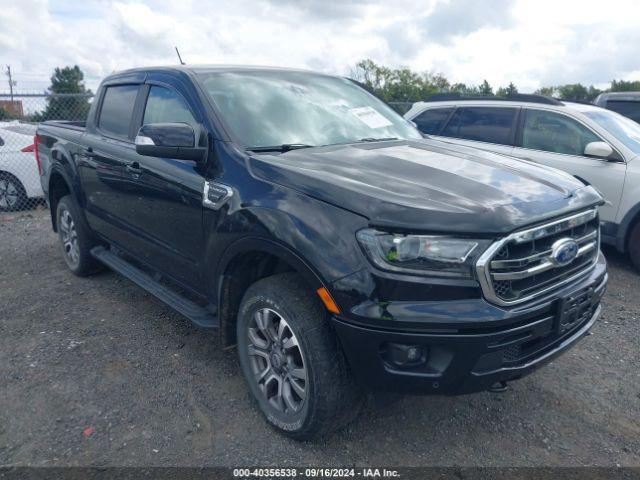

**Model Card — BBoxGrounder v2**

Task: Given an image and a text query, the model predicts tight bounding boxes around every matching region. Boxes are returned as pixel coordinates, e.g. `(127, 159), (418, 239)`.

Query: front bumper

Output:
(332, 253), (607, 395)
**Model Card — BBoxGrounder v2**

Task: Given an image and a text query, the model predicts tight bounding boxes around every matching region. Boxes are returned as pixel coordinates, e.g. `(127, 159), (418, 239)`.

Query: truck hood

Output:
(248, 139), (603, 235)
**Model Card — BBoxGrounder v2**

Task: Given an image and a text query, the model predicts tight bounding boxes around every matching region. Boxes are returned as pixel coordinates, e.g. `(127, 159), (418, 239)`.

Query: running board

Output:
(90, 246), (218, 329)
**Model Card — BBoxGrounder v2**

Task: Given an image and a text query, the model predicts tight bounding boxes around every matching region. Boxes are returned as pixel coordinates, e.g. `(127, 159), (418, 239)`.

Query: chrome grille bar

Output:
(491, 241), (596, 281)
(490, 230), (597, 270)
(509, 209), (597, 244)
(476, 209), (600, 307)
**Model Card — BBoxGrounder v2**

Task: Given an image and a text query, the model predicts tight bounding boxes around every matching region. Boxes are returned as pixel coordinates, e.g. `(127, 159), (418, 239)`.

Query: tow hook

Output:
(488, 381), (509, 393)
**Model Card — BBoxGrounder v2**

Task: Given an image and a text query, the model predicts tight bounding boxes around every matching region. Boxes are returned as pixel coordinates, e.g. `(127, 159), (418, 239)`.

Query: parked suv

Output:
(405, 94), (640, 270)
(38, 67), (607, 439)
(594, 91), (640, 124)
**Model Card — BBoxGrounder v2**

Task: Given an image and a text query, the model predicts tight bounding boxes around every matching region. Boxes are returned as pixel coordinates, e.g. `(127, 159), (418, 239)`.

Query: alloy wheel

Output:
(0, 178), (19, 209)
(59, 208), (80, 267)
(246, 308), (307, 414)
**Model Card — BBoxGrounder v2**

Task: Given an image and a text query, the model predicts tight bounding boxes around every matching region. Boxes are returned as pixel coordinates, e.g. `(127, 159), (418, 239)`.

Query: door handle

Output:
(125, 162), (143, 177)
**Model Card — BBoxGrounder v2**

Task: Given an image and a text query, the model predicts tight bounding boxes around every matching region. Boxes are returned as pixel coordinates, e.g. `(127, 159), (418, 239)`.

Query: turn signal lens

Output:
(316, 287), (340, 314)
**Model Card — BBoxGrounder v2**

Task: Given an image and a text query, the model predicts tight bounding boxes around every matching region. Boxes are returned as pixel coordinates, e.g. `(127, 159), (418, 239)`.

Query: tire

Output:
(237, 273), (363, 439)
(0, 173), (28, 211)
(56, 195), (102, 276)
(629, 221), (640, 272)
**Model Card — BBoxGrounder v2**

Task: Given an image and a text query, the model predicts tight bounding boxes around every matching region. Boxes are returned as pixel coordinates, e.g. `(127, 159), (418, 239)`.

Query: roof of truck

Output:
(107, 64), (332, 79)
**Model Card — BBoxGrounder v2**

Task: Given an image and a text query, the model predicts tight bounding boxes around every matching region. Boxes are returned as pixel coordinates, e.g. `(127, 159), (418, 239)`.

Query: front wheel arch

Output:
(216, 238), (330, 347)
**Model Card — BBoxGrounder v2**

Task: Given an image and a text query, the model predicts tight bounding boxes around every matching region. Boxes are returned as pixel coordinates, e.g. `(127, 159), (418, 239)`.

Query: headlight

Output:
(356, 229), (491, 279)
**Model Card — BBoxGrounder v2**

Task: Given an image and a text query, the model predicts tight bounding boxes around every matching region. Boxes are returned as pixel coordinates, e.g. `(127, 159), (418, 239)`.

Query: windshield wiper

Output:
(247, 144), (315, 153)
(358, 137), (399, 143)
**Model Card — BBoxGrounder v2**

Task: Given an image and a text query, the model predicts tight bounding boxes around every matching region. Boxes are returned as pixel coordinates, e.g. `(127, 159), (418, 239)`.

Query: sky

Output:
(1, 0), (640, 94)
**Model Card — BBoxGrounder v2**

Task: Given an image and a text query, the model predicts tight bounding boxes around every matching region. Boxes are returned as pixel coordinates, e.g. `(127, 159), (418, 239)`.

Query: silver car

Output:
(0, 121), (42, 211)
(405, 95), (640, 270)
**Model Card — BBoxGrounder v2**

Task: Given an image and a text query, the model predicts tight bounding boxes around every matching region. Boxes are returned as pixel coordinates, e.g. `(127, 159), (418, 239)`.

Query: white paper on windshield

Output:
(350, 107), (393, 129)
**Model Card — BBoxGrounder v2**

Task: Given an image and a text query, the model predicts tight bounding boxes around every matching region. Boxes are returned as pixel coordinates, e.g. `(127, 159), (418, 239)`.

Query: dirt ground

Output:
(1, 209), (639, 467)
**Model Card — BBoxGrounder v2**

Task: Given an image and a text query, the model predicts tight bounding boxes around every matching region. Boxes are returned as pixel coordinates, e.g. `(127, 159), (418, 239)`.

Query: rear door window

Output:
(441, 106), (518, 145)
(98, 85), (139, 140)
(412, 107), (454, 135)
(521, 109), (601, 156)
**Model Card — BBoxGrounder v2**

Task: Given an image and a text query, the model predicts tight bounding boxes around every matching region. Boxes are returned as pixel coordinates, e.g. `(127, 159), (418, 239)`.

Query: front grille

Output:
(477, 209), (600, 306)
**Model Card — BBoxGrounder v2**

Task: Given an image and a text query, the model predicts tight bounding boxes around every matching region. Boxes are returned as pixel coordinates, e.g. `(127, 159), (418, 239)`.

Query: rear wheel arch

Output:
(216, 238), (330, 347)
(48, 169), (73, 231)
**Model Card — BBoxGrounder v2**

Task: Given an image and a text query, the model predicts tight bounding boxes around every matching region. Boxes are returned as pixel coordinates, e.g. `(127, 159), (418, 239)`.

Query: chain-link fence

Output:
(0, 93), (93, 212)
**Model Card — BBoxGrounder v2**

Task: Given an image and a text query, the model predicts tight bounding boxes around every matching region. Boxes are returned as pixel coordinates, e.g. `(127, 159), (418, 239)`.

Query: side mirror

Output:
(135, 123), (206, 162)
(584, 141), (613, 159)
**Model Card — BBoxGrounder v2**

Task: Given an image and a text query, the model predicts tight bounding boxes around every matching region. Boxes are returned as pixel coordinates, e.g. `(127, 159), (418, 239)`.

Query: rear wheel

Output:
(629, 221), (640, 272)
(56, 195), (102, 276)
(0, 173), (27, 211)
(237, 273), (362, 439)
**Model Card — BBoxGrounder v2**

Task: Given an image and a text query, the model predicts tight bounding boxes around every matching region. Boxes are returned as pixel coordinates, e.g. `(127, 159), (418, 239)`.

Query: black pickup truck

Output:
(37, 66), (607, 439)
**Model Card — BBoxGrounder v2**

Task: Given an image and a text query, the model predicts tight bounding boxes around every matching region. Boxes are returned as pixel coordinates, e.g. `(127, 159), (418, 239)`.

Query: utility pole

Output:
(5, 65), (16, 100)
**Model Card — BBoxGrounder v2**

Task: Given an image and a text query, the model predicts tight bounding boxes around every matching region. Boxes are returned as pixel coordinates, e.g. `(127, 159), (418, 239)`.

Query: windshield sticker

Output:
(350, 107), (393, 129)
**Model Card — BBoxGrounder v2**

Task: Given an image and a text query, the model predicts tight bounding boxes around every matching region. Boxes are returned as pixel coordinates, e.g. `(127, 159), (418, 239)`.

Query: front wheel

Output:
(237, 273), (362, 439)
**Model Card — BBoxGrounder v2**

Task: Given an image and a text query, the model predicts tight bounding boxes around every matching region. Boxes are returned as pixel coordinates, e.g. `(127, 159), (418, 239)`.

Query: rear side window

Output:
(441, 107), (517, 145)
(143, 86), (197, 128)
(606, 101), (640, 123)
(522, 109), (601, 156)
(98, 85), (139, 139)
(413, 107), (454, 135)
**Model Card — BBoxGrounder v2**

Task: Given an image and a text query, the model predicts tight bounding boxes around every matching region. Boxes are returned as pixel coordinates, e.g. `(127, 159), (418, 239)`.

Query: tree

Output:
(534, 86), (557, 97)
(450, 83), (480, 95)
(350, 59), (450, 105)
(478, 80), (493, 95)
(496, 82), (518, 97)
(610, 79), (640, 92)
(349, 59), (640, 105)
(556, 83), (590, 102)
(534, 84), (601, 102)
(38, 66), (92, 121)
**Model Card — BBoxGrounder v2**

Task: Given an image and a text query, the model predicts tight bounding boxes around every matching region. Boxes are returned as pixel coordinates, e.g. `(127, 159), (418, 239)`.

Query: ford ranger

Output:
(37, 66), (607, 439)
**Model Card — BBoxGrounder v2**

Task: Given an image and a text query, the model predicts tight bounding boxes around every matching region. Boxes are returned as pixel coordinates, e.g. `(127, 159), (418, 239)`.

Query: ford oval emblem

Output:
(551, 238), (579, 266)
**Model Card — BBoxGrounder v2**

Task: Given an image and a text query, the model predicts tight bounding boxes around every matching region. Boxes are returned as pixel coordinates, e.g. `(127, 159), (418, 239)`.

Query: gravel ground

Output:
(1, 209), (639, 468)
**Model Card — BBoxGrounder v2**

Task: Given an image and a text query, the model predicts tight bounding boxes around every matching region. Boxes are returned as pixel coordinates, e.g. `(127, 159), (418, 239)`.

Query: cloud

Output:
(266, 0), (370, 21)
(1, 0), (640, 94)
(421, 0), (515, 41)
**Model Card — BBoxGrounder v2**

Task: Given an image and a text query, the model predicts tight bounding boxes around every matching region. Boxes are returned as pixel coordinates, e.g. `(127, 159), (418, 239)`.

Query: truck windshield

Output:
(583, 109), (640, 155)
(197, 70), (422, 150)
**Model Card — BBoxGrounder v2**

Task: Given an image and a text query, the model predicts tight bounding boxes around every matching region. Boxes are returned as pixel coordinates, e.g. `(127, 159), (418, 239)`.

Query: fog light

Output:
(406, 346), (422, 362)
(384, 343), (427, 367)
